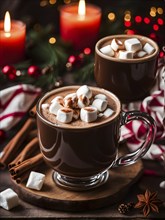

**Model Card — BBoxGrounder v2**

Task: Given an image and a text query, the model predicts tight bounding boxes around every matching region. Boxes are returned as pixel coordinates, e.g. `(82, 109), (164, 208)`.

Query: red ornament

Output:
(0, 129), (6, 142)
(27, 65), (41, 77)
(2, 65), (16, 80)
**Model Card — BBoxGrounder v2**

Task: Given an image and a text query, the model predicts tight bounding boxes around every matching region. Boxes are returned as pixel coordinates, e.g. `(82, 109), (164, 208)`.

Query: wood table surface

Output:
(0, 159), (165, 219)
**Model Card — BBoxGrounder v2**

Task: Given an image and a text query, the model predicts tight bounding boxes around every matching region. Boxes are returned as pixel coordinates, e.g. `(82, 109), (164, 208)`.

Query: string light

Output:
(49, 37), (56, 44)
(64, 0), (71, 4)
(144, 17), (150, 24)
(150, 6), (156, 17)
(159, 51), (164, 58)
(135, 16), (142, 23)
(153, 24), (159, 31)
(150, 33), (156, 39)
(49, 0), (56, 4)
(84, 48), (91, 55)
(157, 18), (164, 25)
(124, 21), (131, 27)
(108, 12), (116, 21)
(40, 0), (48, 7)
(126, 29), (135, 35)
(157, 7), (163, 15)
(124, 11), (131, 21)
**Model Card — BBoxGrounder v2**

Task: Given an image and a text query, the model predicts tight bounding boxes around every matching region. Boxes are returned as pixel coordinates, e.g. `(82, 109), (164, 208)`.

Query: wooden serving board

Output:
(12, 158), (143, 212)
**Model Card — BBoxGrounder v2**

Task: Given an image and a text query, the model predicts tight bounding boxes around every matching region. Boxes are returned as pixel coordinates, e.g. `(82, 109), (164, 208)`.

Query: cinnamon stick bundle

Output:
(9, 153), (43, 181)
(0, 118), (36, 169)
(8, 137), (39, 169)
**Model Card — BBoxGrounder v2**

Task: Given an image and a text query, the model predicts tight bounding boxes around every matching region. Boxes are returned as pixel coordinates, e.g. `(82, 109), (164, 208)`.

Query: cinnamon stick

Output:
(29, 105), (36, 118)
(0, 118), (36, 169)
(9, 153), (43, 178)
(8, 137), (39, 169)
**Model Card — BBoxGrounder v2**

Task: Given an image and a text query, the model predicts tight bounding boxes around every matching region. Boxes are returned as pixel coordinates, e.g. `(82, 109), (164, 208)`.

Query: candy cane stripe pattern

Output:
(0, 84), (41, 131)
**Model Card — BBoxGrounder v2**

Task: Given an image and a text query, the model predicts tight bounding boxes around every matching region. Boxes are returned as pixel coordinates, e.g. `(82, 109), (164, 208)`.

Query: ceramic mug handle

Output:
(113, 111), (156, 167)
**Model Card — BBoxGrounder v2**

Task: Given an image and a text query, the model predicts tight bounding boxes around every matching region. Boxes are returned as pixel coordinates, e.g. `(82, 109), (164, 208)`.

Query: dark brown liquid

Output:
(37, 86), (120, 177)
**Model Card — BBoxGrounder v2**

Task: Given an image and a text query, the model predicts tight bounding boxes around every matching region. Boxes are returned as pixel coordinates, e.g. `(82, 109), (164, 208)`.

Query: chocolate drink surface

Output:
(37, 86), (121, 177)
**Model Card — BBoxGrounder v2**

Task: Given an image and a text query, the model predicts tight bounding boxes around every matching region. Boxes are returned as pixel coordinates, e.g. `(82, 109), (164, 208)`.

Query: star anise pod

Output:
(134, 189), (162, 217)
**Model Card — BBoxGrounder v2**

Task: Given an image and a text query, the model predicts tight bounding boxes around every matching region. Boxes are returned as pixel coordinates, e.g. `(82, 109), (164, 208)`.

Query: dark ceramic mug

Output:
(94, 34), (159, 103)
(36, 86), (156, 191)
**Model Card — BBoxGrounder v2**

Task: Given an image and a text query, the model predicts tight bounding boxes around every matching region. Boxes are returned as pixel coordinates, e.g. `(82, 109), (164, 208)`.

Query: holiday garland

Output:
(0, 24), (94, 90)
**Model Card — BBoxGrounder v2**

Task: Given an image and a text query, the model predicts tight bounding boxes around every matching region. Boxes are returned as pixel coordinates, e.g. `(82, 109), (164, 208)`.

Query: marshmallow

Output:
(159, 181), (165, 189)
(76, 85), (92, 99)
(103, 108), (114, 117)
(26, 171), (45, 191)
(80, 107), (97, 122)
(73, 109), (80, 120)
(94, 94), (107, 101)
(92, 99), (108, 112)
(78, 94), (90, 108)
(64, 93), (78, 108)
(118, 51), (134, 59)
(41, 103), (49, 110)
(124, 38), (142, 52)
(111, 38), (123, 51)
(51, 96), (63, 105)
(136, 50), (147, 58)
(143, 43), (155, 55)
(56, 107), (73, 123)
(98, 113), (104, 118)
(49, 100), (63, 115)
(100, 45), (114, 57)
(0, 188), (19, 210)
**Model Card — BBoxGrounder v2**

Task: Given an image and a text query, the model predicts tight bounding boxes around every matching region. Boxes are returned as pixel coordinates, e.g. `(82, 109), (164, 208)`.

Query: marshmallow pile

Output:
(42, 85), (114, 124)
(100, 37), (155, 59)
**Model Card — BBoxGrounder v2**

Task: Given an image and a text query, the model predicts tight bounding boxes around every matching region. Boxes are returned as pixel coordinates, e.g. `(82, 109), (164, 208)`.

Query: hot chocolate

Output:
(37, 85), (156, 190)
(94, 34), (159, 103)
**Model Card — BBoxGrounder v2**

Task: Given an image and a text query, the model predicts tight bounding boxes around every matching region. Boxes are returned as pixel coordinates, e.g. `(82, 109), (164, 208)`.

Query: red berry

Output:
(2, 65), (16, 80)
(27, 65), (41, 77)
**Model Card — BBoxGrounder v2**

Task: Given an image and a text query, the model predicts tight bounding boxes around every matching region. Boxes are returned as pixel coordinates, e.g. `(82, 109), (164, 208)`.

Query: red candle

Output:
(60, 0), (102, 50)
(0, 11), (26, 67)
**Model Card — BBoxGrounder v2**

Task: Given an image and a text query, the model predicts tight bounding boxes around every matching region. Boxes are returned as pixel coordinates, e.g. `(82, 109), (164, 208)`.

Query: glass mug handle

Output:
(113, 111), (157, 167)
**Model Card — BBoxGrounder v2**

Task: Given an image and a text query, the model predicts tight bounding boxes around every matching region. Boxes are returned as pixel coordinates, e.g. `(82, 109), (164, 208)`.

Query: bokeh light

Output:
(135, 16), (142, 23)
(49, 37), (56, 44)
(108, 12), (116, 21)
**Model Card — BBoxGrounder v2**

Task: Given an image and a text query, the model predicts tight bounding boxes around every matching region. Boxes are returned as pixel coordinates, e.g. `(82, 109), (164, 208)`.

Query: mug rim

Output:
(95, 34), (159, 63)
(36, 85), (121, 130)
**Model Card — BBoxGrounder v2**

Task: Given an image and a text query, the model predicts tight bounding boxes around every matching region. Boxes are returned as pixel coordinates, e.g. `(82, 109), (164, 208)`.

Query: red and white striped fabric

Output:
(0, 84), (41, 131)
(121, 57), (165, 160)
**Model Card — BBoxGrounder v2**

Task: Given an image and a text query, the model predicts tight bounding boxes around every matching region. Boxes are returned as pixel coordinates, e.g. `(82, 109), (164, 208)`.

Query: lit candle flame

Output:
(78, 0), (86, 18)
(4, 11), (11, 37)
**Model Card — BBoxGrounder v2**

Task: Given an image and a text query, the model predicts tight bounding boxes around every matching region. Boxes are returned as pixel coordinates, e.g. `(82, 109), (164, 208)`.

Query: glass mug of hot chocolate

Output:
(94, 34), (159, 103)
(36, 85), (156, 191)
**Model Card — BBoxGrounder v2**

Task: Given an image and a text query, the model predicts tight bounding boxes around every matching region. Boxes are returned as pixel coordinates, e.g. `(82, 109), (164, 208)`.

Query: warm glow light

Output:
(157, 7), (163, 14)
(49, 37), (56, 44)
(78, 0), (86, 17)
(124, 13), (131, 21)
(4, 11), (11, 33)
(49, 0), (56, 5)
(108, 12), (115, 21)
